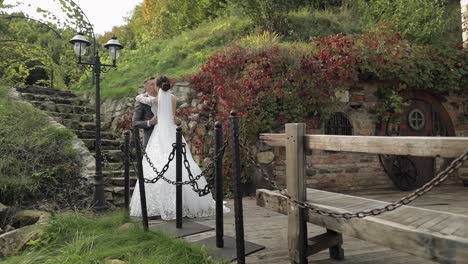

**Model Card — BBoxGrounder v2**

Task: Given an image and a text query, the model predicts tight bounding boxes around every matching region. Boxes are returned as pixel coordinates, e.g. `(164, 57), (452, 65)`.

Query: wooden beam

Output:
(259, 134), (468, 158)
(306, 231), (342, 256)
(285, 123), (307, 263)
(256, 189), (468, 263)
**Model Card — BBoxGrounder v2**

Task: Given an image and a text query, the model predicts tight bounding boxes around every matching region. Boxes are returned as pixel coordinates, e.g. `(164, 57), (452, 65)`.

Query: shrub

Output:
(0, 87), (87, 208)
(352, 0), (450, 44)
(187, 28), (468, 183)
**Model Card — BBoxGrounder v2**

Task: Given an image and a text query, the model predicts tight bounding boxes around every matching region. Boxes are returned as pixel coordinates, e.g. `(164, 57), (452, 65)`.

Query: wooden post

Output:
(286, 123), (307, 263)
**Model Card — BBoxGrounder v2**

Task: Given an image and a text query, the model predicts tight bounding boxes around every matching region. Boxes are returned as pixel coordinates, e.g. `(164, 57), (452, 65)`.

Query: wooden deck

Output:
(147, 186), (468, 263)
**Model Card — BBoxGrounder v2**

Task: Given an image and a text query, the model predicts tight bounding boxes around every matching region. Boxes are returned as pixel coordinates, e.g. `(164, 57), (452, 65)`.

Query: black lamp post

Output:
(69, 32), (124, 210)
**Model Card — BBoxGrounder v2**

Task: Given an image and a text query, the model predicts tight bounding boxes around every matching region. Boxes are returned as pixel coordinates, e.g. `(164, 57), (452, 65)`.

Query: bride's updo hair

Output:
(156, 75), (171, 91)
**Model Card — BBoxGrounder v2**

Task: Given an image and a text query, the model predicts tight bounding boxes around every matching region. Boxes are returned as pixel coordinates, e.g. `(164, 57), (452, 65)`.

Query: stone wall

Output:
(259, 82), (468, 192)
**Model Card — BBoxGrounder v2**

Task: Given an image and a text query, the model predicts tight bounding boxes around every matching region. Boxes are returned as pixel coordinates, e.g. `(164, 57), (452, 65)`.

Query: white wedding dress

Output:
(130, 89), (222, 220)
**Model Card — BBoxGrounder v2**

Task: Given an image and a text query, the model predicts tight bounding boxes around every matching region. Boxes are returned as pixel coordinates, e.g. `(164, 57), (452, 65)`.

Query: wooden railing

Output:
(259, 123), (468, 263)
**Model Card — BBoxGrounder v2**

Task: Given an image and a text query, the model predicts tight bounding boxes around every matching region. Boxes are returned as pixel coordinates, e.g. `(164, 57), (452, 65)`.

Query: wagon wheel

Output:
(391, 156), (418, 191)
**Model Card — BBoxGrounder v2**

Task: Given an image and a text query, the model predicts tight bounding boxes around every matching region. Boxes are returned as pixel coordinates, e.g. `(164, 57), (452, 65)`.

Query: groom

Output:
(133, 77), (158, 148)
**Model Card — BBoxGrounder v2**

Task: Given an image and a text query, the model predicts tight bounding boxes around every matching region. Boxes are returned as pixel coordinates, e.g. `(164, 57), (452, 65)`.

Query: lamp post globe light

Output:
(69, 32), (124, 210)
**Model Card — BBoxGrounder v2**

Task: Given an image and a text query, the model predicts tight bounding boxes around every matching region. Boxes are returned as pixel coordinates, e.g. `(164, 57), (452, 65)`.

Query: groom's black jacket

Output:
(132, 95), (154, 148)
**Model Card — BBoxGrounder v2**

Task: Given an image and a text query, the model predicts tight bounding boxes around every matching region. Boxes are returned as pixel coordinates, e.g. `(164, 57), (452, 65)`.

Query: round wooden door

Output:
(376, 91), (455, 191)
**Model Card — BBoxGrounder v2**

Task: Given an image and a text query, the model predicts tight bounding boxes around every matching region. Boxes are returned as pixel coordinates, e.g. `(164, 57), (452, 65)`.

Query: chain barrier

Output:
(181, 140), (229, 197)
(239, 138), (468, 219)
(118, 140), (176, 184)
(122, 133), (229, 189)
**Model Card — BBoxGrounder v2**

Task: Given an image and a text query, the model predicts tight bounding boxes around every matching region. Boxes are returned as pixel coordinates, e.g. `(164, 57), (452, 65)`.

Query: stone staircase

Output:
(15, 86), (136, 206)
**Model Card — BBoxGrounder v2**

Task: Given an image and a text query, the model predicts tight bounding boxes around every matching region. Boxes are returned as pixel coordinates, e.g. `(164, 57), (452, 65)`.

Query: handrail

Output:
(259, 134), (468, 158)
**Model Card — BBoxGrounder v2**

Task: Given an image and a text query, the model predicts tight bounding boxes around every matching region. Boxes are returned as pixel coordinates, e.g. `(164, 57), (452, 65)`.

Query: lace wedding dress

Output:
(129, 89), (222, 220)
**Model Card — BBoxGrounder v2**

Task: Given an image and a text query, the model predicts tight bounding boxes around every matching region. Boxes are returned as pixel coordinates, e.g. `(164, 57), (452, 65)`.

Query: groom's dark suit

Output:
(132, 94), (155, 148)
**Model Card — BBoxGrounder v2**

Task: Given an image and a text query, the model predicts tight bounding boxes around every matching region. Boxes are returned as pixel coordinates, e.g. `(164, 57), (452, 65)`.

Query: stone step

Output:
(16, 86), (77, 98)
(29, 101), (95, 115)
(75, 130), (115, 140)
(107, 176), (138, 187)
(60, 119), (81, 130)
(104, 186), (135, 196)
(20, 93), (87, 106)
(79, 122), (97, 131)
(103, 162), (124, 170)
(102, 170), (136, 178)
(82, 138), (121, 150)
(92, 149), (125, 162)
(104, 186), (134, 204)
(44, 111), (94, 123)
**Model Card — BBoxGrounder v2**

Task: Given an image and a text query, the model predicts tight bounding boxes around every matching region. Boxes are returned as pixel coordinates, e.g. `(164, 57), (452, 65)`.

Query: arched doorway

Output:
(376, 90), (455, 191)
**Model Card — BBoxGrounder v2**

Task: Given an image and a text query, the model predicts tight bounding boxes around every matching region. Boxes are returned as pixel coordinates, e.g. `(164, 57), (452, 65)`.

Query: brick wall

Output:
(263, 82), (468, 191)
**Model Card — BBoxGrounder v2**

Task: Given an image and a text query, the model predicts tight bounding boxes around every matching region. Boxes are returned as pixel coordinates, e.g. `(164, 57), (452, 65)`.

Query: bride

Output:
(130, 76), (221, 220)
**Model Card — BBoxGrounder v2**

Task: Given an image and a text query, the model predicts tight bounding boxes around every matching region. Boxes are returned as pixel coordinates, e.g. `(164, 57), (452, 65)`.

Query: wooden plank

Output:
(306, 231), (342, 256)
(259, 134), (468, 158)
(285, 123), (307, 263)
(256, 189), (468, 263)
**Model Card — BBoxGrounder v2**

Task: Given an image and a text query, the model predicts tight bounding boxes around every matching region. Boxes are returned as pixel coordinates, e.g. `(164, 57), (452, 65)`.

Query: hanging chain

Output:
(181, 139), (229, 196)
(239, 138), (468, 219)
(131, 135), (229, 187)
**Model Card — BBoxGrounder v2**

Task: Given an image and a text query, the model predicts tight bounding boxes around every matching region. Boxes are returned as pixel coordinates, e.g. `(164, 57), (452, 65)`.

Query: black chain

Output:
(119, 139), (177, 184)
(142, 144), (178, 184)
(239, 138), (468, 219)
(133, 136), (229, 187)
(181, 140), (228, 196)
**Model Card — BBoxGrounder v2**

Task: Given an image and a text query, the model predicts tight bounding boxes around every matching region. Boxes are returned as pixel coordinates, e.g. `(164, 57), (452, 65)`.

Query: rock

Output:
(256, 151), (275, 164)
(105, 258), (128, 264)
(42, 101), (57, 112)
(191, 99), (200, 108)
(0, 202), (7, 218)
(188, 121), (198, 130)
(4, 225), (14, 232)
(117, 223), (135, 232)
(179, 102), (190, 109)
(14, 210), (42, 227)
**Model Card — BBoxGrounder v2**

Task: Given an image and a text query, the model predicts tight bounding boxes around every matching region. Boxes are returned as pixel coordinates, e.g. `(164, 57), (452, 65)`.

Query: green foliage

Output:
(0, 12), (80, 88)
(237, 0), (305, 32)
(73, 16), (253, 98)
(375, 85), (408, 126)
(3, 210), (224, 264)
(285, 8), (361, 41)
(0, 86), (85, 207)
(353, 0), (451, 44)
(134, 0), (228, 40)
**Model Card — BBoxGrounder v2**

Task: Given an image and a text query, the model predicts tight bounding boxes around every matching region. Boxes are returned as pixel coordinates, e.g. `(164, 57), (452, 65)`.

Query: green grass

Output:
(70, 8), (364, 99)
(284, 7), (362, 41)
(72, 16), (254, 98)
(0, 85), (82, 206)
(3, 210), (224, 264)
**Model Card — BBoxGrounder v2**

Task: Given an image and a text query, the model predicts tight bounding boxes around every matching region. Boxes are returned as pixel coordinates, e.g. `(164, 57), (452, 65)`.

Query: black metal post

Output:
(215, 121), (224, 248)
(176, 126), (183, 229)
(133, 128), (149, 231)
(230, 111), (245, 264)
(123, 130), (130, 210)
(92, 53), (107, 211)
